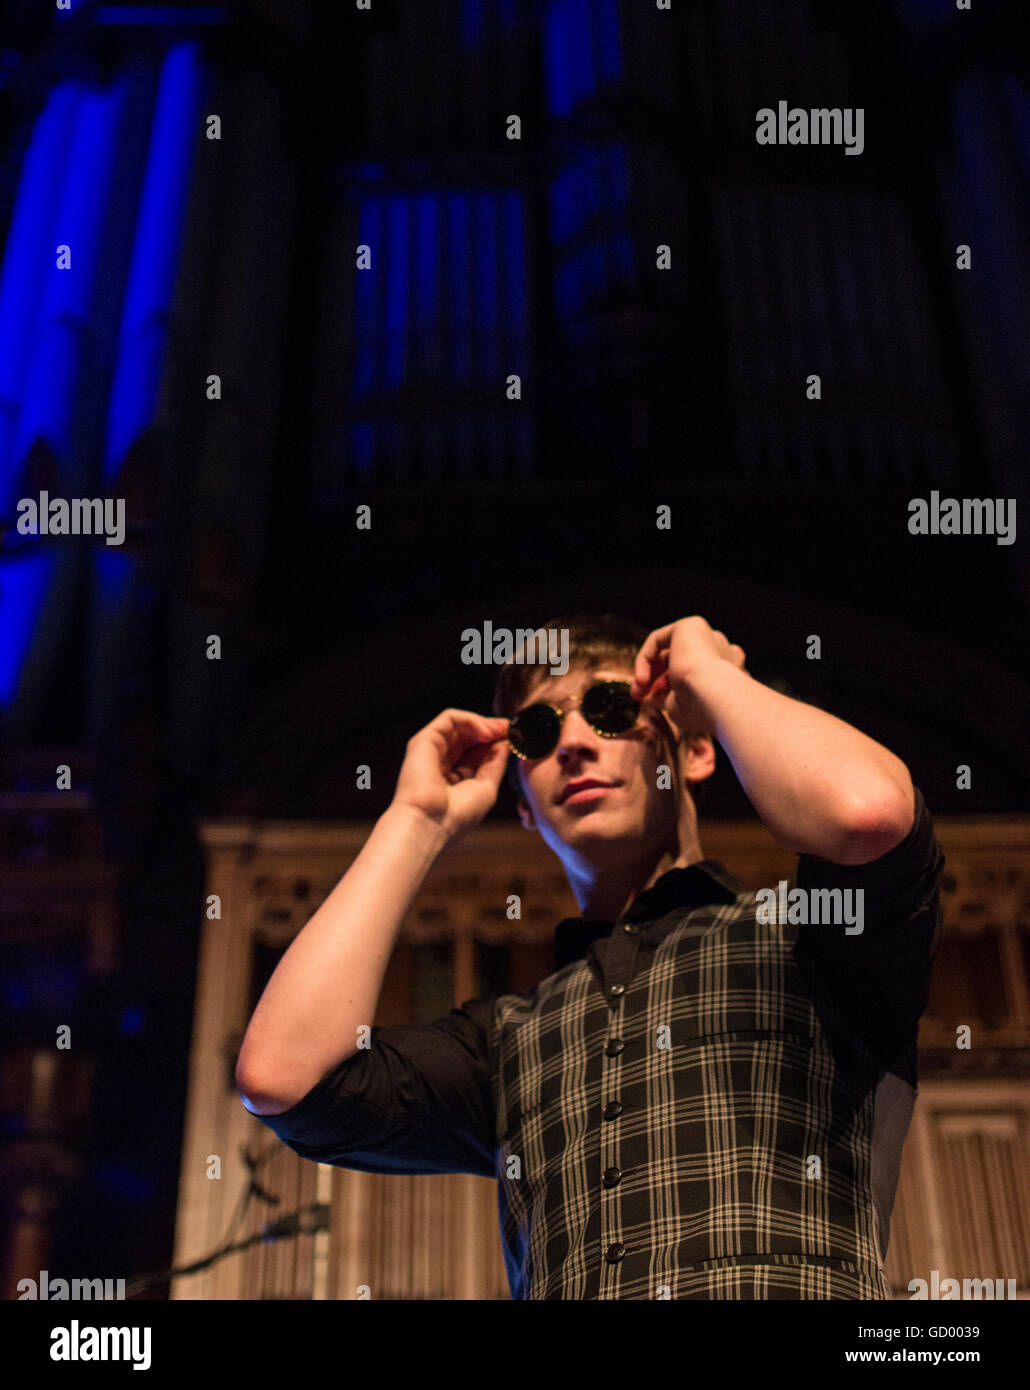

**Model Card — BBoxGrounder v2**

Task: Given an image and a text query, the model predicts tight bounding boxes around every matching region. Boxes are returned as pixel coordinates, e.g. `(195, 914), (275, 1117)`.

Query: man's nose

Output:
(556, 709), (599, 758)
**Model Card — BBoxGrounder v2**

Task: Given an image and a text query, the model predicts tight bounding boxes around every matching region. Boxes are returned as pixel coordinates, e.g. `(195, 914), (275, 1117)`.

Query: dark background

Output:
(0, 0), (1027, 1295)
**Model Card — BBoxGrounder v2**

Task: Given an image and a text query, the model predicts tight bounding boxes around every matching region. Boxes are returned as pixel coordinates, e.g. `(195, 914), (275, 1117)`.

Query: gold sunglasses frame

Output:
(506, 681), (641, 761)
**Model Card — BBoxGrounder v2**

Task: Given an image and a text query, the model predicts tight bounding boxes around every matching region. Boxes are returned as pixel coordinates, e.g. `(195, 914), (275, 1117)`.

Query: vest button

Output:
(603, 1100), (623, 1120)
(609, 982), (625, 997)
(622, 922), (639, 934)
(604, 1242), (626, 1263)
(605, 1038), (625, 1057)
(602, 1166), (622, 1188)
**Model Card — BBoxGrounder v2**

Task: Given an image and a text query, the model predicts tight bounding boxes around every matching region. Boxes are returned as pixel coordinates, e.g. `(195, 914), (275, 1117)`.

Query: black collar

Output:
(553, 860), (742, 970)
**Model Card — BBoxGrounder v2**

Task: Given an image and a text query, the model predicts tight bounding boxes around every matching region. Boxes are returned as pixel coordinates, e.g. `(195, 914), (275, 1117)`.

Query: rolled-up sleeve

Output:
(251, 993), (498, 1178)
(791, 785), (945, 1073)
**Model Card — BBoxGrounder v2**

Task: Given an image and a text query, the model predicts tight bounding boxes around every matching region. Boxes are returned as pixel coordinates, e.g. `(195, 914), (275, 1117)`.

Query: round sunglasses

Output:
(507, 681), (641, 760)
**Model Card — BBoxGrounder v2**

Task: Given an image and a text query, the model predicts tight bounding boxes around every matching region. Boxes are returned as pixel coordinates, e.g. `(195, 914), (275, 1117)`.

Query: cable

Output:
(123, 1141), (327, 1298)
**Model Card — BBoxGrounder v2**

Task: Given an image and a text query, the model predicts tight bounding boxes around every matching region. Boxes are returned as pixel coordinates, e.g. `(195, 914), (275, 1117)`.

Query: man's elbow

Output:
(834, 784), (915, 866)
(235, 1063), (293, 1117)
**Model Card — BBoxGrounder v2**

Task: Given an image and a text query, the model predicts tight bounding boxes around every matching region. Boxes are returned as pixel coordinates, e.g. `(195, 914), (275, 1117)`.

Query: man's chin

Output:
(553, 809), (635, 849)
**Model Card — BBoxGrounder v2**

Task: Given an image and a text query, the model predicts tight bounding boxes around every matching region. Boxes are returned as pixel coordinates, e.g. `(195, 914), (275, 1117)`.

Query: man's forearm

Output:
(685, 662), (914, 865)
(235, 803), (451, 1112)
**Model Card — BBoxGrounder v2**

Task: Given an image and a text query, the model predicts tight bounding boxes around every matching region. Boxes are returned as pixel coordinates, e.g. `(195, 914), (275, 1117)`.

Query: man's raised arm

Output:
(235, 709), (509, 1115)
(631, 616), (914, 867)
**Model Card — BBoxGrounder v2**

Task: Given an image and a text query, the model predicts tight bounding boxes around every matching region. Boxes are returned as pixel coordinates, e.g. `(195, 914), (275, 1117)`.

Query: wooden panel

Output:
(885, 1083), (1030, 1299)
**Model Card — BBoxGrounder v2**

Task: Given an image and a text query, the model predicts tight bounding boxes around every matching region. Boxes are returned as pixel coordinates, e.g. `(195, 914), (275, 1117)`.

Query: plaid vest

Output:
(490, 862), (916, 1299)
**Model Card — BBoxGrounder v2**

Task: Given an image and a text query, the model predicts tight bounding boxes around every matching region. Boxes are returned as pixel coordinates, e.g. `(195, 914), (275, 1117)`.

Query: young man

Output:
(236, 613), (944, 1299)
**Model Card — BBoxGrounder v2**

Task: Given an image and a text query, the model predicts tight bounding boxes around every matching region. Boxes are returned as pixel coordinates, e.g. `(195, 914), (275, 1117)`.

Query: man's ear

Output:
(654, 710), (716, 783)
(683, 732), (717, 787)
(516, 795), (537, 831)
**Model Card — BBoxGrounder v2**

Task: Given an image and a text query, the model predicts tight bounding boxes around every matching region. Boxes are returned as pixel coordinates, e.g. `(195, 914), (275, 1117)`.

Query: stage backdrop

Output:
(171, 814), (1030, 1300)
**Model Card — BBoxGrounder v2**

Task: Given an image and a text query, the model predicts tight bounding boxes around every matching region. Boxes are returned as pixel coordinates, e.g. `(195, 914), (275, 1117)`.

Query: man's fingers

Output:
(643, 672), (672, 703)
(469, 738), (511, 782)
(426, 708), (508, 736)
(457, 734), (507, 772)
(632, 625), (676, 696)
(417, 709), (509, 760)
(448, 736), (509, 793)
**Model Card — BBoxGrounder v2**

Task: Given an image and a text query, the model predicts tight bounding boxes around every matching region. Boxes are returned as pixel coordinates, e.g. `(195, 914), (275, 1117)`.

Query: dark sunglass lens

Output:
(508, 703), (559, 759)
(582, 682), (638, 735)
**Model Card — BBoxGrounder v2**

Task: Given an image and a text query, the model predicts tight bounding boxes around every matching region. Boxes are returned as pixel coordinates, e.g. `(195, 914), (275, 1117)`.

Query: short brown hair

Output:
(491, 613), (648, 718)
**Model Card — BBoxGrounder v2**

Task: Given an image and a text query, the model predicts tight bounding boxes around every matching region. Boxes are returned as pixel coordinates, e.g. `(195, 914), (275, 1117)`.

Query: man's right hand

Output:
(391, 709), (511, 841)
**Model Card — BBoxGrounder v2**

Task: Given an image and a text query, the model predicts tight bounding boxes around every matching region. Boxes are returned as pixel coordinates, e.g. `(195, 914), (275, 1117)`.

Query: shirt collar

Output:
(553, 859), (742, 970)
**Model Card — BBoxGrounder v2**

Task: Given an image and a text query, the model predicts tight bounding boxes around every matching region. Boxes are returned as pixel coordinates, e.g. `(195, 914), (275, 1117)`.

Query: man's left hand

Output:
(630, 616), (747, 736)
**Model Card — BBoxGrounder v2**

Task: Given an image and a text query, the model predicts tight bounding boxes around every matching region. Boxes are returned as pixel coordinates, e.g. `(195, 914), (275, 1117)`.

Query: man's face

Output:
(513, 666), (684, 866)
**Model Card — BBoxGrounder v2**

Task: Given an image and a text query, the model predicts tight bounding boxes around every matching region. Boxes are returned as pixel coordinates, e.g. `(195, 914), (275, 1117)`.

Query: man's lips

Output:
(558, 779), (618, 805)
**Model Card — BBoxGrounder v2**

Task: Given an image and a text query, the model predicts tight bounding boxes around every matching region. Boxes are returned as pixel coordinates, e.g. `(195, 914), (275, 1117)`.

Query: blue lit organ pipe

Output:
(349, 178), (529, 482)
(0, 44), (203, 733)
(0, 81), (120, 719)
(0, 86), (79, 711)
(88, 43), (204, 753)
